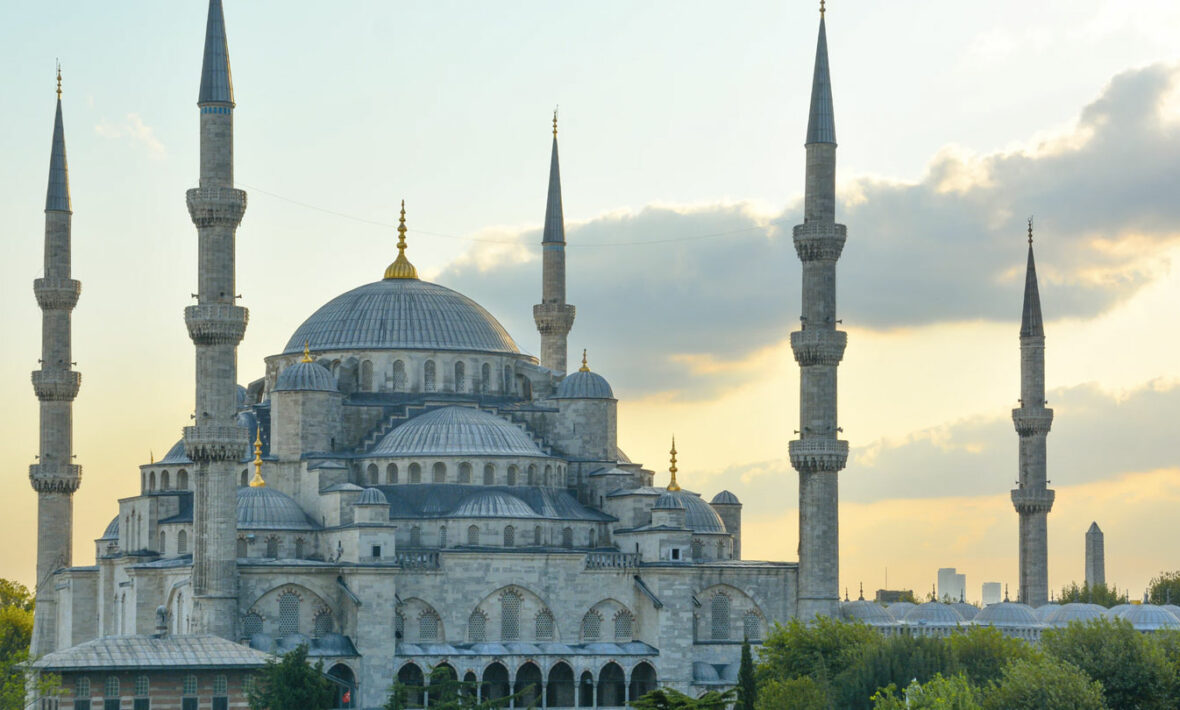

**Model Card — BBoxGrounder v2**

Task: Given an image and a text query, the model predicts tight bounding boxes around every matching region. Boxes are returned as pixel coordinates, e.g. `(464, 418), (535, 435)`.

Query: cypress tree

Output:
(737, 638), (758, 710)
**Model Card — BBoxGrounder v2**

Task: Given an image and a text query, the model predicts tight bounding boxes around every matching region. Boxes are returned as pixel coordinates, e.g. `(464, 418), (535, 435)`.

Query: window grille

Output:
(279, 592), (300, 636)
(718, 540), (726, 559)
(432, 462), (446, 483)
(458, 462), (472, 483)
(177, 530), (188, 554)
(242, 613), (263, 636)
(236, 538), (248, 558)
(75, 678), (90, 699)
(691, 539), (703, 559)
(743, 611), (762, 641)
(614, 610), (633, 641)
(535, 610), (555, 641)
(314, 612), (333, 637)
(295, 538), (305, 559)
(367, 464), (378, 484)
(506, 466), (517, 486)
(395, 612), (405, 638)
(503, 526), (515, 547)
(469, 611), (487, 643)
(409, 463), (421, 483)
(581, 611), (602, 640)
(424, 361), (436, 391)
(409, 527), (421, 547)
(501, 591), (522, 641)
(562, 528), (573, 548)
(265, 537), (278, 558)
(527, 465), (537, 485)
(439, 526), (448, 548)
(481, 364), (491, 393)
(103, 678), (119, 699)
(711, 593), (731, 641)
(484, 464), (495, 485)
(213, 676), (227, 694)
(387, 463), (398, 483)
(468, 525), (479, 546)
(183, 676), (198, 696)
(455, 362), (466, 392)
(392, 360), (406, 391)
(419, 611), (439, 641)
(243, 676), (255, 695)
(534, 526), (542, 545)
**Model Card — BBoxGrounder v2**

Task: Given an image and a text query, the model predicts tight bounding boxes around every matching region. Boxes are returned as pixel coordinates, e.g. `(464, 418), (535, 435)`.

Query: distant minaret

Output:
(184, 0), (249, 638)
(789, 3), (848, 620)
(30, 65), (83, 656)
(533, 111), (576, 373)
(1011, 220), (1054, 608)
(1085, 522), (1105, 587)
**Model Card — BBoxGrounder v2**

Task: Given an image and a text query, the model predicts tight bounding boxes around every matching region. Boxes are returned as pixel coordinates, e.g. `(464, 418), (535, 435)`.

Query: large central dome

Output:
(283, 278), (521, 356)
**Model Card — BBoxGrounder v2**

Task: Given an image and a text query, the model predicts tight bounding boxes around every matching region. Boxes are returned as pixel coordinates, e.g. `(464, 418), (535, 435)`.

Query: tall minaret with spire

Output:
(29, 65), (83, 656)
(789, 3), (848, 620)
(1011, 219), (1054, 607)
(533, 111), (576, 374)
(183, 0), (249, 638)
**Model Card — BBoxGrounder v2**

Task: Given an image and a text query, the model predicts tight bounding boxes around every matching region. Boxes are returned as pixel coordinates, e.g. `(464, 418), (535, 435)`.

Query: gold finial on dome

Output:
(301, 340), (313, 363)
(667, 435), (681, 492)
(384, 200), (419, 280)
(149, 450), (154, 465)
(579, 349), (590, 372)
(249, 426), (266, 488)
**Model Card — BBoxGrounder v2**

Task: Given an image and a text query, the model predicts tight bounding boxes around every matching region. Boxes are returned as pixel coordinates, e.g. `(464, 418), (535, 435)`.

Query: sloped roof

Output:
(31, 635), (270, 671)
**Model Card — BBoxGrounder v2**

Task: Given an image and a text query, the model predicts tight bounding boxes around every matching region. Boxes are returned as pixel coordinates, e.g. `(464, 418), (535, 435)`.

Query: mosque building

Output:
(24, 2), (853, 707)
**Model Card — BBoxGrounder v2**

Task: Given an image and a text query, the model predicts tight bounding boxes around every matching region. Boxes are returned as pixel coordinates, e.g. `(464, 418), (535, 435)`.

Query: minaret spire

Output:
(533, 110), (576, 373)
(790, 7), (848, 620)
(185, 0), (249, 640)
(1011, 220), (1054, 608)
(30, 66), (83, 655)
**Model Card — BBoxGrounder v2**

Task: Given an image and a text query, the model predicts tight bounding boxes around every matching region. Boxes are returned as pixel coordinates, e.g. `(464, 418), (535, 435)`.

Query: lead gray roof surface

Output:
(197, 0), (234, 106)
(374, 484), (613, 522)
(31, 635), (271, 671)
(46, 97), (70, 212)
(553, 370), (613, 399)
(806, 16), (836, 145)
(974, 602), (1038, 627)
(543, 134), (565, 244)
(1021, 243), (1044, 338)
(237, 487), (319, 530)
(274, 360), (338, 392)
(370, 406), (545, 457)
(284, 278), (521, 356)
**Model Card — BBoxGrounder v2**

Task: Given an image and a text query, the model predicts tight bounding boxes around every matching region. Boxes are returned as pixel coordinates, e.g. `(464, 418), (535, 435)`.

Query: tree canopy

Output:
(1059, 581), (1129, 607)
(248, 645), (335, 710)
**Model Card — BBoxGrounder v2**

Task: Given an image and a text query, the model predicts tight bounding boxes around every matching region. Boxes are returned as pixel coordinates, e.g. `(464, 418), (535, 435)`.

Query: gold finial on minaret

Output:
(667, 436), (681, 491)
(579, 349), (590, 372)
(56, 61), (62, 99)
(553, 107), (559, 138)
(150, 450), (154, 465)
(1027, 216), (1034, 246)
(249, 426), (266, 488)
(820, 0), (826, 16)
(301, 340), (313, 363)
(383, 199), (419, 280)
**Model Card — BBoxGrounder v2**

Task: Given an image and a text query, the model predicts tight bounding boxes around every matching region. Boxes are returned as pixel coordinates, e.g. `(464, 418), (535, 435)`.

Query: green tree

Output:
(947, 625), (1037, 686)
(981, 655), (1104, 710)
(870, 674), (982, 710)
(754, 676), (827, 710)
(1042, 617), (1172, 709)
(835, 634), (957, 709)
(0, 582), (32, 613)
(248, 645), (335, 710)
(736, 638), (757, 710)
(1148, 571), (1180, 606)
(0, 583), (36, 710)
(1149, 630), (1180, 706)
(755, 617), (880, 691)
(1059, 581), (1129, 607)
(629, 687), (735, 709)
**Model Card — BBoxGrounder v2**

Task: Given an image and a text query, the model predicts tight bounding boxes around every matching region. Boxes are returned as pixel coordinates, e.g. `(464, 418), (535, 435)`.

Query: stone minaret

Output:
(789, 6), (848, 620)
(30, 66), (83, 656)
(533, 112), (576, 373)
(1085, 522), (1105, 587)
(1011, 221), (1054, 607)
(184, 0), (249, 638)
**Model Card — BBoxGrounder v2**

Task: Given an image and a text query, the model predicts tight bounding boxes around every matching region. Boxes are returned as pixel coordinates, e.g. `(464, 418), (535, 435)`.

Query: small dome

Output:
(101, 516), (119, 540)
(1162, 604), (1180, 619)
(887, 601), (916, 618)
(158, 439), (193, 465)
(710, 490), (740, 505)
(653, 493), (686, 511)
(1118, 604), (1180, 631)
(1034, 603), (1060, 622)
(974, 602), (1038, 627)
(903, 602), (964, 626)
(274, 361), (337, 393)
(1045, 603), (1105, 627)
(1104, 604), (1131, 618)
(356, 487), (387, 506)
(452, 491), (539, 519)
(692, 662), (720, 683)
(654, 489), (727, 534)
(950, 602), (979, 621)
(841, 600), (895, 626)
(554, 370), (614, 399)
(371, 406), (545, 458)
(237, 487), (318, 530)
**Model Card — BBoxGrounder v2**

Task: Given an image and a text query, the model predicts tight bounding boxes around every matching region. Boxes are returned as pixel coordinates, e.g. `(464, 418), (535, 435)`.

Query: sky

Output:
(2, 0), (1180, 604)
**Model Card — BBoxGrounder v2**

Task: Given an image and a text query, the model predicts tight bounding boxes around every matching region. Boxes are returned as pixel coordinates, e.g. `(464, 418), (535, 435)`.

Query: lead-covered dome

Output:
(656, 490), (727, 534)
(452, 490), (540, 519)
(903, 602), (964, 626)
(841, 600), (895, 626)
(237, 486), (319, 530)
(274, 360), (337, 392)
(974, 602), (1038, 627)
(554, 370), (613, 399)
(370, 406), (546, 457)
(1118, 604), (1180, 630)
(1045, 603), (1105, 627)
(283, 279), (520, 356)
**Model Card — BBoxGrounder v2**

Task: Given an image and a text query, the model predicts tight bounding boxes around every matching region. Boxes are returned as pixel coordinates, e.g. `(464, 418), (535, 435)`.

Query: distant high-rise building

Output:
(937, 567), (967, 602)
(981, 582), (1002, 606)
(1086, 522), (1105, 587)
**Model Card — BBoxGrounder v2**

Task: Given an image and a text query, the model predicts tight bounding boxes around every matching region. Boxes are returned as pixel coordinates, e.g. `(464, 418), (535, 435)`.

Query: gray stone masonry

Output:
(1086, 522), (1105, 587)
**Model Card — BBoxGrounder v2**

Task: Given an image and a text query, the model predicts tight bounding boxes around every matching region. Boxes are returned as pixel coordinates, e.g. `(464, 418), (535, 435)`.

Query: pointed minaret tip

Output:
(198, 0), (235, 106)
(46, 64), (71, 213)
(542, 112), (566, 244)
(806, 4), (836, 145)
(1020, 219), (1044, 338)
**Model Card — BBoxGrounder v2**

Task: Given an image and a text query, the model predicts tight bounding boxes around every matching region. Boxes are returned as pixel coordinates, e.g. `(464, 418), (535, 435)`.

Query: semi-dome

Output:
(452, 491), (539, 519)
(101, 516), (119, 540)
(356, 487), (387, 506)
(1118, 604), (1180, 630)
(1045, 603), (1105, 627)
(370, 406), (546, 458)
(711, 490), (740, 505)
(274, 360), (337, 393)
(656, 490), (727, 534)
(283, 278), (520, 356)
(554, 370), (613, 399)
(903, 602), (964, 626)
(974, 602), (1038, 627)
(237, 486), (319, 530)
(841, 600), (895, 626)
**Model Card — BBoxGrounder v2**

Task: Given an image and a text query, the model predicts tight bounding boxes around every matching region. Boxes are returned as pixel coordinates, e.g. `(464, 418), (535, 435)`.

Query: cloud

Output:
(438, 63), (1180, 397)
(94, 113), (166, 158)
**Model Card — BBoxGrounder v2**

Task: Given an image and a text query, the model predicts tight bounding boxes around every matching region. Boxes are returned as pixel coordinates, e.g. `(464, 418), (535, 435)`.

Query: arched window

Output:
(527, 464), (537, 485)
(501, 590), (522, 641)
(424, 360), (436, 391)
(503, 525), (515, 547)
(458, 462), (472, 483)
(578, 671), (594, 707)
(295, 538), (305, 559)
(535, 609), (555, 641)
(561, 527), (573, 548)
(104, 677), (119, 699)
(396, 665), (424, 707)
(266, 536), (279, 559)
(149, 471), (156, 491)
(506, 465), (518, 486)
(544, 464), (553, 484)
(599, 663), (626, 707)
(178, 469), (188, 489)
(581, 610), (602, 641)
(182, 675), (197, 698)
(534, 525), (542, 546)
(483, 464), (495, 485)
(360, 360), (373, 391)
(278, 592), (300, 636)
(242, 612), (263, 636)
(159, 530), (166, 553)
(743, 611), (763, 641)
(504, 366), (512, 392)
(367, 463), (379, 485)
(241, 470), (248, 487)
(418, 610), (440, 642)
(161, 470), (170, 490)
(711, 592), (731, 641)
(135, 675), (149, 698)
(480, 363), (491, 393)
(439, 526), (448, 548)
(614, 609), (634, 641)
(395, 611), (405, 639)
(454, 361), (466, 392)
(314, 611), (333, 637)
(409, 526), (421, 547)
(589, 528), (596, 548)
(468, 611), (487, 643)
(386, 463), (398, 483)
(237, 537), (248, 558)
(691, 539), (703, 559)
(409, 463), (421, 483)
(432, 462), (446, 483)
(177, 530), (188, 555)
(514, 662), (543, 708)
(392, 360), (406, 391)
(629, 662), (658, 703)
(467, 525), (479, 546)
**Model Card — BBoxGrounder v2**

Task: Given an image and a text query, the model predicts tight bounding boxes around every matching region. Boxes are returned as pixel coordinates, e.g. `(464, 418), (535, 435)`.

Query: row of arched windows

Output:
(144, 468), (190, 493)
(353, 358), (511, 395)
(697, 591), (765, 641)
(364, 461), (564, 486)
(243, 592), (334, 639)
(158, 529), (188, 555)
(236, 536), (308, 560)
(394, 660), (656, 708)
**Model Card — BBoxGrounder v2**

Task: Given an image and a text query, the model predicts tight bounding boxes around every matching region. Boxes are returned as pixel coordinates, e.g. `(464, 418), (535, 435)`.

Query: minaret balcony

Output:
(33, 278), (81, 310)
(793, 222), (847, 262)
(31, 369), (81, 401)
(1011, 407), (1053, 436)
(790, 329), (847, 366)
(184, 424), (249, 463)
(186, 187), (247, 228)
(789, 438), (849, 473)
(533, 303), (576, 334)
(185, 304), (249, 345)
(29, 464), (82, 493)
(1011, 487), (1055, 514)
